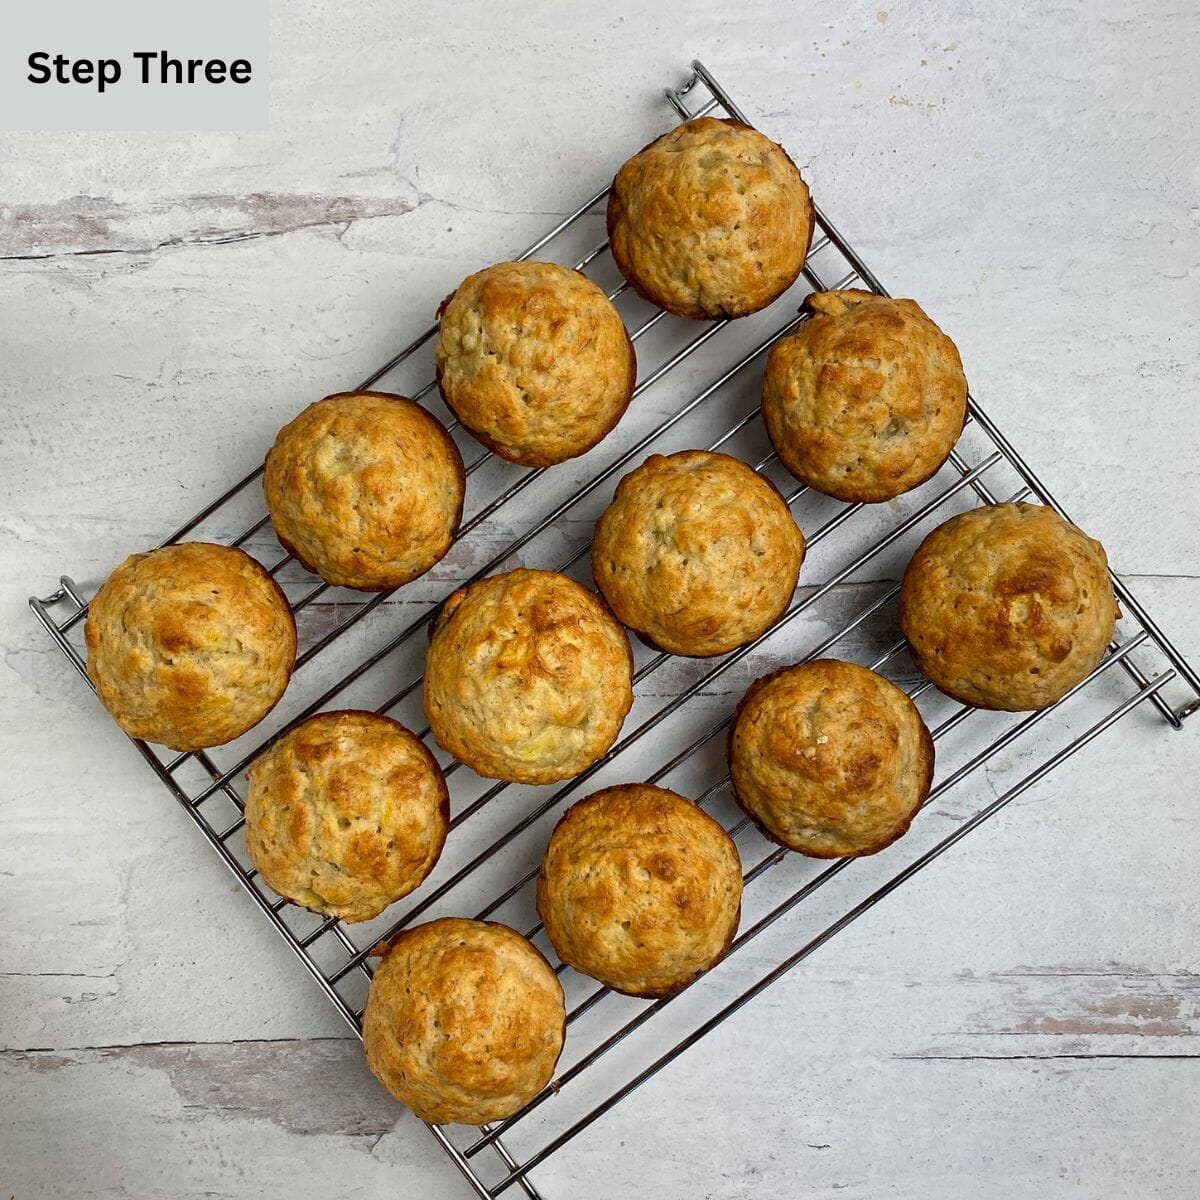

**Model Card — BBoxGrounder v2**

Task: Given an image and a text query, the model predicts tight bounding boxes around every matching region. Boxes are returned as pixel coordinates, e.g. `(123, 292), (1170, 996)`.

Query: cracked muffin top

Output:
(244, 710), (449, 924)
(434, 260), (636, 467)
(423, 568), (634, 784)
(263, 390), (465, 591)
(363, 917), (565, 1125)
(85, 541), (296, 751)
(537, 783), (743, 998)
(899, 502), (1120, 710)
(729, 659), (934, 858)
(762, 290), (968, 503)
(592, 449), (805, 657)
(607, 116), (813, 319)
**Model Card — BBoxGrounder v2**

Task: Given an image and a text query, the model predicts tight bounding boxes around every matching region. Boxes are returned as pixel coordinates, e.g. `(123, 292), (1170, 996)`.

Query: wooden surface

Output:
(3, 2), (1199, 1196)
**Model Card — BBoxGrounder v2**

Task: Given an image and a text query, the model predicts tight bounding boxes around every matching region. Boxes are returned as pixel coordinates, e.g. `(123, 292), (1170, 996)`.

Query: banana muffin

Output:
(537, 784), (742, 998)
(263, 391), (464, 591)
(607, 116), (814, 319)
(424, 568), (634, 784)
(899, 502), (1120, 710)
(728, 659), (934, 858)
(592, 449), (805, 657)
(244, 710), (449, 923)
(434, 260), (636, 467)
(85, 542), (296, 751)
(762, 290), (968, 503)
(363, 918), (565, 1125)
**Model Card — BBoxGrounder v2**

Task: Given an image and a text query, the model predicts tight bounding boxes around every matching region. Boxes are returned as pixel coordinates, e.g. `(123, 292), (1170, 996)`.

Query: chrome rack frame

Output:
(29, 61), (1199, 1199)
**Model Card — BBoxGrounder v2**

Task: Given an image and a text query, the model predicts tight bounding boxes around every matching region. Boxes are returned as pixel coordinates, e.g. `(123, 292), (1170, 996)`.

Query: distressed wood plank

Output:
(0, 193), (419, 260)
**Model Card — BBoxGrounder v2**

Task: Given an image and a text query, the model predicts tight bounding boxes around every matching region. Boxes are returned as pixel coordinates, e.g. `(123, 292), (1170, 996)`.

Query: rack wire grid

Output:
(29, 59), (1200, 1198)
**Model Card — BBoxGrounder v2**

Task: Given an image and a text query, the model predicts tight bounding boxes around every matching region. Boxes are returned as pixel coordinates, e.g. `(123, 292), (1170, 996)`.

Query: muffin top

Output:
(729, 659), (934, 858)
(363, 918), (565, 1125)
(537, 784), (743, 998)
(244, 710), (449, 923)
(592, 450), (805, 657)
(899, 502), (1120, 710)
(423, 568), (634, 784)
(85, 542), (296, 751)
(607, 116), (813, 319)
(263, 391), (464, 591)
(762, 290), (968, 503)
(435, 260), (636, 467)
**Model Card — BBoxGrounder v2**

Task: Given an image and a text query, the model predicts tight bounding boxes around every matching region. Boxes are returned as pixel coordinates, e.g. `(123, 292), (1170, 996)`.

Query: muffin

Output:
(434, 260), (636, 467)
(424, 568), (634, 784)
(762, 290), (968, 503)
(899, 502), (1120, 710)
(363, 918), (565, 1125)
(85, 542), (296, 751)
(728, 659), (934, 858)
(607, 116), (814, 319)
(263, 391), (465, 591)
(592, 450), (805, 657)
(244, 710), (449, 923)
(537, 784), (742, 998)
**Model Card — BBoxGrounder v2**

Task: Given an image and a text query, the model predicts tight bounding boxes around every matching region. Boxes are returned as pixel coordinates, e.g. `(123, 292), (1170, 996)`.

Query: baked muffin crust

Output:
(263, 391), (464, 591)
(424, 568), (634, 784)
(85, 542), (296, 751)
(592, 449), (805, 657)
(245, 710), (449, 923)
(607, 116), (814, 319)
(537, 784), (743, 998)
(363, 918), (565, 1125)
(899, 502), (1120, 710)
(762, 290), (968, 503)
(729, 659), (934, 858)
(435, 260), (636, 467)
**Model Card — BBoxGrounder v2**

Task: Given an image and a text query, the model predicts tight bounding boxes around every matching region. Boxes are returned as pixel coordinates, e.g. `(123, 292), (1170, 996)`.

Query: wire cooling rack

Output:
(29, 60), (1200, 1198)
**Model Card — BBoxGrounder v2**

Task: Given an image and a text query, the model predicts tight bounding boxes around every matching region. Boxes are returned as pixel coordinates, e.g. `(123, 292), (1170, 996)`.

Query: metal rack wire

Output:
(29, 60), (1200, 1199)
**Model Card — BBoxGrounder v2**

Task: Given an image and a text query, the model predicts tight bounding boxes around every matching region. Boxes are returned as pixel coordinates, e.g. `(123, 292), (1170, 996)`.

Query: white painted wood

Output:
(2, 1), (1198, 1196)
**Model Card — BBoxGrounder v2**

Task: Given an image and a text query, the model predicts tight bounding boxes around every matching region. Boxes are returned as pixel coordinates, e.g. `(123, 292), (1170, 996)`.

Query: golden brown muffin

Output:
(434, 260), (636, 467)
(85, 542), (296, 751)
(424, 568), (634, 784)
(607, 116), (814, 320)
(592, 450), (805, 657)
(728, 659), (934, 858)
(363, 917), (565, 1125)
(244, 710), (448, 923)
(899, 502), (1121, 710)
(263, 391), (464, 591)
(762, 290), (968, 503)
(537, 784), (742, 998)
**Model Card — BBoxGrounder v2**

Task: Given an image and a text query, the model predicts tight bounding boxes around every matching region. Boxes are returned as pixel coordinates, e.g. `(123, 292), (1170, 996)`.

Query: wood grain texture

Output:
(2, 0), (1198, 1196)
